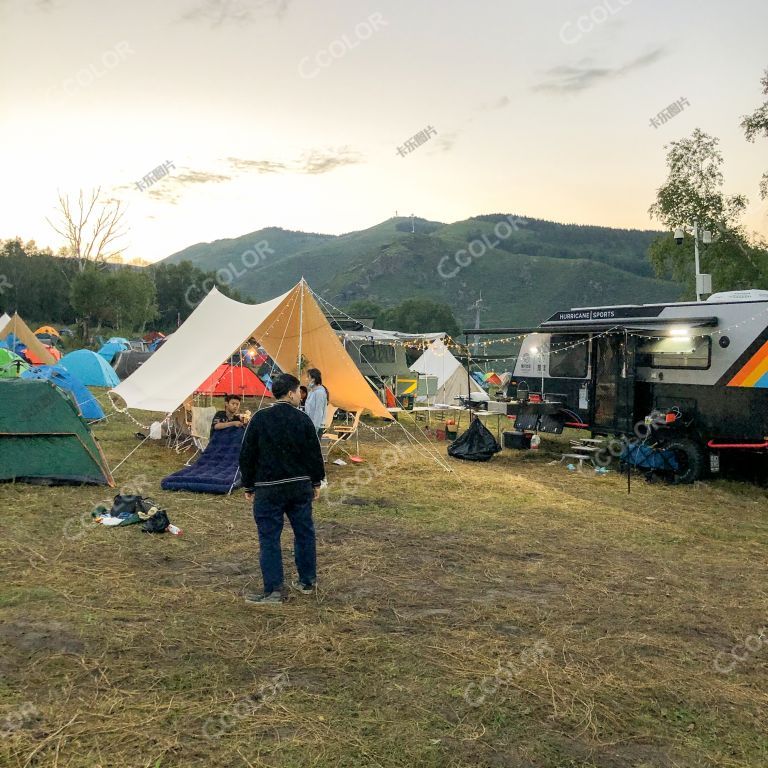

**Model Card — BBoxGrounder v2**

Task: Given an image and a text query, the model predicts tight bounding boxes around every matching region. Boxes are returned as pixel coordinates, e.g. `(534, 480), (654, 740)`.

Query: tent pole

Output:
(466, 333), (473, 423)
(297, 279), (304, 378)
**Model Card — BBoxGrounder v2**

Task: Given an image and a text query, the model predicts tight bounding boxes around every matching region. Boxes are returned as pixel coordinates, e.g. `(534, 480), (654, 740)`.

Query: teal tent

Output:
(60, 350), (120, 387)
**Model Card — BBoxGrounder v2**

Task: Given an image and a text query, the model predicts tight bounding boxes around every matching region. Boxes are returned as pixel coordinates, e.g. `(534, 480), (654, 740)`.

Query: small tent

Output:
(97, 340), (129, 364)
(113, 350), (153, 379)
(0, 379), (113, 486)
(0, 348), (29, 378)
(60, 350), (120, 387)
(410, 339), (489, 406)
(34, 326), (61, 338)
(0, 313), (57, 366)
(196, 364), (271, 398)
(22, 365), (105, 421)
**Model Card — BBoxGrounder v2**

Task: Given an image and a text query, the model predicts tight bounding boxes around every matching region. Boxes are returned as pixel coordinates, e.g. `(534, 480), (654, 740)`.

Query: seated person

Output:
(210, 394), (249, 436)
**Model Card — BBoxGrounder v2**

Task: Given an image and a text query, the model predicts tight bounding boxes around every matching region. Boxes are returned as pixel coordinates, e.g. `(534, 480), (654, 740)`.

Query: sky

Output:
(1, 0), (766, 263)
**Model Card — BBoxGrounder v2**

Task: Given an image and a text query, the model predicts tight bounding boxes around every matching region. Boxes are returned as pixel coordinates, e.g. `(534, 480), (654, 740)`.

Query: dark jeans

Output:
(252, 481), (316, 594)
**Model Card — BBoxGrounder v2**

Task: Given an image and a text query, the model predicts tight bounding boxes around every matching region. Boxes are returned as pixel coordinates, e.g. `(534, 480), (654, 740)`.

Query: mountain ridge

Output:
(161, 215), (680, 327)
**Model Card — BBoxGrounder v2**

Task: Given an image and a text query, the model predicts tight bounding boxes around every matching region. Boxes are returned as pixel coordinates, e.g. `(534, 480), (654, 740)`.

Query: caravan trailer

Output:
(484, 290), (768, 482)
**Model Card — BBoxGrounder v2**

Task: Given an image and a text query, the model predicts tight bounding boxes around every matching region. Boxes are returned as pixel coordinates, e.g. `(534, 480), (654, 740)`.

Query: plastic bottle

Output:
(530, 434), (541, 450)
(166, 524), (183, 536)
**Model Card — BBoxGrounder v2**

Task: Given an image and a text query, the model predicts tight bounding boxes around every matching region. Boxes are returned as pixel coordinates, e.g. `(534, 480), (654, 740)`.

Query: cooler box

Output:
(503, 430), (532, 450)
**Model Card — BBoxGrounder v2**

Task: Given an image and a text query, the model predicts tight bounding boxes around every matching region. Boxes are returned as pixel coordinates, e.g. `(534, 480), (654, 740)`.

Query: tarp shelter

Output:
(161, 426), (243, 494)
(111, 281), (393, 419)
(34, 326), (61, 338)
(0, 348), (29, 378)
(196, 364), (271, 398)
(0, 379), (113, 486)
(60, 350), (120, 387)
(410, 339), (489, 406)
(22, 365), (105, 421)
(0, 313), (57, 366)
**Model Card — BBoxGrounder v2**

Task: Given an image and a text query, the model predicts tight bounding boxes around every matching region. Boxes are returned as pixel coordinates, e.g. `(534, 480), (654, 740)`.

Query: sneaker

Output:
(244, 591), (283, 605)
(290, 580), (315, 595)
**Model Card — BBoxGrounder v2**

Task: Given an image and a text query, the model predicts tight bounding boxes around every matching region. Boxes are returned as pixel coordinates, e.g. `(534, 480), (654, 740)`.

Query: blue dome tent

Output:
(60, 350), (120, 388)
(21, 364), (105, 421)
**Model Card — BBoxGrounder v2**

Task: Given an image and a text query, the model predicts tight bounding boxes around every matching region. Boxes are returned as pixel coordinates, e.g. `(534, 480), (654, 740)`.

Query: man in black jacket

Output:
(239, 373), (325, 604)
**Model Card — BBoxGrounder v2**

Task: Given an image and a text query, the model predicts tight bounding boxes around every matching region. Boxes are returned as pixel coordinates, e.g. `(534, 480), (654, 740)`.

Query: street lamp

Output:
(674, 219), (712, 301)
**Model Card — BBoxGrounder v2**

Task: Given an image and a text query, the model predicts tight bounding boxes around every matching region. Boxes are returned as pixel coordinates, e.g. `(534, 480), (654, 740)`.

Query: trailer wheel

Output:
(665, 438), (706, 484)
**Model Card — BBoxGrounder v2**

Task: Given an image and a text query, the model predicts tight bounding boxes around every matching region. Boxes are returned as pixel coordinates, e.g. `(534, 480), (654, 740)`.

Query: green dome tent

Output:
(0, 379), (114, 486)
(0, 348), (29, 378)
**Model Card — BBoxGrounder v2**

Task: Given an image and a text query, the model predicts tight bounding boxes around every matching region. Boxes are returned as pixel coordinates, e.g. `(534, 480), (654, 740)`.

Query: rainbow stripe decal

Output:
(728, 340), (768, 388)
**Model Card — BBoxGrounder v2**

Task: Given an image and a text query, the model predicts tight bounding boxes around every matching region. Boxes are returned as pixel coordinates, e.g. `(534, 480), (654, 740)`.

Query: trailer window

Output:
(638, 335), (711, 369)
(359, 344), (396, 364)
(548, 334), (589, 378)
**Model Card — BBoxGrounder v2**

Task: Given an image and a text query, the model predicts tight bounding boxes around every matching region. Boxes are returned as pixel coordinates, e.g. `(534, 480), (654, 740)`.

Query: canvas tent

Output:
(0, 379), (113, 486)
(196, 364), (271, 398)
(113, 350), (153, 379)
(410, 339), (489, 406)
(60, 350), (120, 387)
(111, 281), (392, 419)
(0, 313), (57, 366)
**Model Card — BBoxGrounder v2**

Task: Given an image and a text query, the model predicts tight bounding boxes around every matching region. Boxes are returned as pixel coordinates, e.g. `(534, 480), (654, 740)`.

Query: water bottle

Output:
(530, 434), (541, 450)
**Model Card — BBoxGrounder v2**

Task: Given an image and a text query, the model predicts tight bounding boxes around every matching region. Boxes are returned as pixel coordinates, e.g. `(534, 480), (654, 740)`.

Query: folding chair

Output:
(321, 410), (362, 462)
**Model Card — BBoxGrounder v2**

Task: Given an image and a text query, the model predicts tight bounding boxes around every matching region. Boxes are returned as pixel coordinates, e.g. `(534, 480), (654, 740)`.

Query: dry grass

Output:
(1, 396), (767, 767)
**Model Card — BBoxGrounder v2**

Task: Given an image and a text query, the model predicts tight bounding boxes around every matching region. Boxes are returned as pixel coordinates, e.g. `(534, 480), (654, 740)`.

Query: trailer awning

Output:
(464, 316), (719, 336)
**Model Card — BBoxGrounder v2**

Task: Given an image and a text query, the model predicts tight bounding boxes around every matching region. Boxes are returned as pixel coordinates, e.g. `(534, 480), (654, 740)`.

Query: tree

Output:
(70, 267), (110, 338)
(105, 270), (159, 333)
(379, 298), (461, 338)
(344, 299), (384, 323)
(741, 67), (768, 200)
(647, 128), (767, 295)
(47, 188), (127, 273)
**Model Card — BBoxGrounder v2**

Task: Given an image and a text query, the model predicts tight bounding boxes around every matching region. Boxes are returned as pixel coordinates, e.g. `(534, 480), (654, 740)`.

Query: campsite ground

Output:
(1, 396), (767, 768)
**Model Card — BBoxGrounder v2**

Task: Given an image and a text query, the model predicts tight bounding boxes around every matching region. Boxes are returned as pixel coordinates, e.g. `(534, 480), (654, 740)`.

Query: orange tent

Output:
(34, 325), (61, 338)
(196, 364), (271, 397)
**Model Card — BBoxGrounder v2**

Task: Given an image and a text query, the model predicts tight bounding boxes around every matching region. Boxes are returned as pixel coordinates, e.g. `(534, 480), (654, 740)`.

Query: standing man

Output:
(239, 373), (325, 604)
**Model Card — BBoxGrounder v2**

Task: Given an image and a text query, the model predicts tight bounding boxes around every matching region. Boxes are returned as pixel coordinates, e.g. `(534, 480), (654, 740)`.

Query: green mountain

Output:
(161, 215), (681, 328)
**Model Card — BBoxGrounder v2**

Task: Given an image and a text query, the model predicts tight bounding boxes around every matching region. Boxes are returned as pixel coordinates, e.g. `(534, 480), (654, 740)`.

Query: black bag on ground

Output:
(109, 494), (143, 517)
(447, 418), (502, 462)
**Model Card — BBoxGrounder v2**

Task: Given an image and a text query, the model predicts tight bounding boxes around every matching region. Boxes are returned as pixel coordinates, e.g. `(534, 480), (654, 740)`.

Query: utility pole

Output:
(471, 293), (484, 354)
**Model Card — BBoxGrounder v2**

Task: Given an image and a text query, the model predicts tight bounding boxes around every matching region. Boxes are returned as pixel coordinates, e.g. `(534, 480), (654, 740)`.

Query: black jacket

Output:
(239, 401), (325, 491)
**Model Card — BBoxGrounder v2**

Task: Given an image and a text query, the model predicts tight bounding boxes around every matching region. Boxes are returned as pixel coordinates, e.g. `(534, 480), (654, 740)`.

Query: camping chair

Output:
(321, 410), (362, 462)
(190, 406), (217, 454)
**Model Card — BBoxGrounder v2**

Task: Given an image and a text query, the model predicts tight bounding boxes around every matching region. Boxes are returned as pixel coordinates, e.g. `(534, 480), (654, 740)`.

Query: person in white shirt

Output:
(304, 368), (328, 436)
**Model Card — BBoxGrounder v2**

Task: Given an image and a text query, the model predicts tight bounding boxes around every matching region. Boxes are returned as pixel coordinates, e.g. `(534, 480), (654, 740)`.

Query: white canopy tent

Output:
(410, 339), (489, 406)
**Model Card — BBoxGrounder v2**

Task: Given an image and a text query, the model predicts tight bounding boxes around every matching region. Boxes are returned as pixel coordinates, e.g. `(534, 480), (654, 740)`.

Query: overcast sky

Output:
(1, 0), (766, 263)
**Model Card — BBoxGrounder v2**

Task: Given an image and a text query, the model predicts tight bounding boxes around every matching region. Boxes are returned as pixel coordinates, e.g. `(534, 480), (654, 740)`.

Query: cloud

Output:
(172, 170), (231, 185)
(226, 157), (289, 173)
(533, 47), (667, 93)
(226, 147), (363, 175)
(180, 0), (292, 26)
(481, 95), (511, 111)
(298, 148), (363, 174)
(431, 131), (459, 153)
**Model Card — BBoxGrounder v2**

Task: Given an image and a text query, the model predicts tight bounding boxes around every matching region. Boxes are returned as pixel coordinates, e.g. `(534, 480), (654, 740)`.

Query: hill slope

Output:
(162, 215), (681, 327)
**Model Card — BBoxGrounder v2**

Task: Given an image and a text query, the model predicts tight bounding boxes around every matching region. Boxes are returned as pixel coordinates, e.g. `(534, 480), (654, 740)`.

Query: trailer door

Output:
(591, 334), (636, 434)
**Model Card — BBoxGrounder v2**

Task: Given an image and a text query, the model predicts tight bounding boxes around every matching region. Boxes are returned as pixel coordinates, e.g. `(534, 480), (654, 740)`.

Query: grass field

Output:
(1, 396), (767, 768)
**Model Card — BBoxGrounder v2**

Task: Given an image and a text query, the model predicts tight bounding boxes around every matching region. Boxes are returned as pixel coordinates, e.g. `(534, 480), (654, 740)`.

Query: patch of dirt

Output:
(0, 620), (84, 655)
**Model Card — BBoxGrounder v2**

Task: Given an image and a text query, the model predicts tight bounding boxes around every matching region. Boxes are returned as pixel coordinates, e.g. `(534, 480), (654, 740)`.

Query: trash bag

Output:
(447, 418), (501, 462)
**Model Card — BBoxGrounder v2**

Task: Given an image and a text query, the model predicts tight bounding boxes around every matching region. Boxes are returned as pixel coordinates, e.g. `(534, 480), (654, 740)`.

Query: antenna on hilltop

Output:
(410, 213), (415, 233)
(468, 292), (488, 354)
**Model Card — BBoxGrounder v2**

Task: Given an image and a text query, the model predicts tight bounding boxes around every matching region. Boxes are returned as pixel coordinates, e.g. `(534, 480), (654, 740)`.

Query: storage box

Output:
(503, 430), (532, 450)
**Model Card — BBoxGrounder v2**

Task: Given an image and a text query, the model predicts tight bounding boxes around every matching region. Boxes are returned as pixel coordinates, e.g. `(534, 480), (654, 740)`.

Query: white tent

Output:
(0, 313), (10, 331)
(410, 339), (489, 406)
(110, 282), (392, 419)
